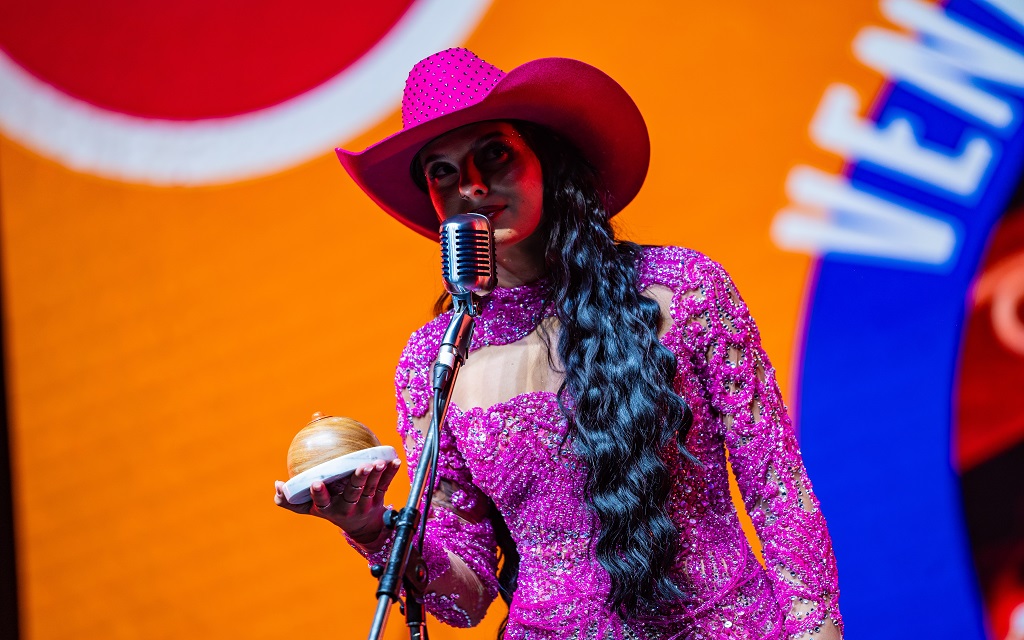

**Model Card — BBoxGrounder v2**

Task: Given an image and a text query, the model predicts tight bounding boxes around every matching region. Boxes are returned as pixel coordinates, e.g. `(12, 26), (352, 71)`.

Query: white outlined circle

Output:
(0, 0), (491, 185)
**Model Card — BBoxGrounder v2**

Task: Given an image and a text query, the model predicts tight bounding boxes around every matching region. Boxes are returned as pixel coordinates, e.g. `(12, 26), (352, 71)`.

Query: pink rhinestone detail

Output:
(401, 48), (506, 129)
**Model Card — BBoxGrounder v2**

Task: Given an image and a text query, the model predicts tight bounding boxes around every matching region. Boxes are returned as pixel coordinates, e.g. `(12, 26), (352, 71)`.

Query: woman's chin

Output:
(492, 229), (517, 246)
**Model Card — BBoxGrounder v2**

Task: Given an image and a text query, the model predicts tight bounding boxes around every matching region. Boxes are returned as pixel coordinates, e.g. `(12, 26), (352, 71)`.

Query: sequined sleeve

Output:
(677, 254), (843, 638)
(346, 325), (500, 628)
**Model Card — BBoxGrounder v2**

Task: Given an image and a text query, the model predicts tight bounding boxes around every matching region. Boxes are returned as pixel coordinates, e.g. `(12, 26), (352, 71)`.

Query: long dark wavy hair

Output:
(421, 120), (695, 622)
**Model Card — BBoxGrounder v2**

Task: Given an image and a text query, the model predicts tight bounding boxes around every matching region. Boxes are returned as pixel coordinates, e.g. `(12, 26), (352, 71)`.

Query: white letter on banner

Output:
(771, 166), (958, 266)
(811, 83), (993, 195)
(855, 0), (1024, 129)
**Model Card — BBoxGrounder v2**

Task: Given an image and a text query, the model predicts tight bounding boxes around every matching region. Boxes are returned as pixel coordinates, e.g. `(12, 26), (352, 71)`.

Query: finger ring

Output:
(375, 489), (386, 495)
(316, 500), (332, 510)
(341, 496), (359, 504)
(351, 484), (365, 491)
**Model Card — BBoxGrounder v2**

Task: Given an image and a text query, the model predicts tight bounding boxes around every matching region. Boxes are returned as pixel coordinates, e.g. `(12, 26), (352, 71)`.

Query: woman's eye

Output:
(427, 163), (456, 182)
(480, 142), (510, 163)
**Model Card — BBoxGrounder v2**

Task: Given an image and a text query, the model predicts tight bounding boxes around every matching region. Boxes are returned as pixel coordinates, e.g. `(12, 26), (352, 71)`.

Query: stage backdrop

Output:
(1, 1), (1021, 638)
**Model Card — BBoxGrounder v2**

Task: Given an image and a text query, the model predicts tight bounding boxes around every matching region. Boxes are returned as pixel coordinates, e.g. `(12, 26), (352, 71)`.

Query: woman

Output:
(275, 48), (842, 639)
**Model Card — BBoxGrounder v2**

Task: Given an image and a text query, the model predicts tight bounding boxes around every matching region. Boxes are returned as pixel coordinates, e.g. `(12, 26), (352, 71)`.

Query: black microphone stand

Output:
(365, 292), (478, 640)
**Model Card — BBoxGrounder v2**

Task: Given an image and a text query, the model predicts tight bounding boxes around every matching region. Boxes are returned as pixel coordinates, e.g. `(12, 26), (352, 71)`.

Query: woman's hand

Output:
(274, 458), (401, 546)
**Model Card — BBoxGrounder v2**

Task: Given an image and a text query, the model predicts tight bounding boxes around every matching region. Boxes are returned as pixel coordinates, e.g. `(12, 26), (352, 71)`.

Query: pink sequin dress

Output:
(351, 247), (842, 639)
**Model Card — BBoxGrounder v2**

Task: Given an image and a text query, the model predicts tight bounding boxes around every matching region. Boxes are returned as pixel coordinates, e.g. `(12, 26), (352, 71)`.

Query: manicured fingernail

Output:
(312, 481), (323, 491)
(376, 461), (386, 470)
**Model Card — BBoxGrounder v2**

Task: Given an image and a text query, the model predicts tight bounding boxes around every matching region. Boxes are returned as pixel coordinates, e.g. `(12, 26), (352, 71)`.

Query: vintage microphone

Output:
(367, 213), (495, 640)
(439, 213), (498, 305)
(433, 213), (497, 391)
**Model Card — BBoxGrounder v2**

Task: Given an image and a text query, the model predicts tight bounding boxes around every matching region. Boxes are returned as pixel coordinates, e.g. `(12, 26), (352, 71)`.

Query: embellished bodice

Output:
(355, 247), (842, 640)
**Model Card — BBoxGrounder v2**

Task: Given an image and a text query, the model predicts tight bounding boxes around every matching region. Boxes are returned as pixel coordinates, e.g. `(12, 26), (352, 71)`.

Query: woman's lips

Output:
(472, 205), (506, 218)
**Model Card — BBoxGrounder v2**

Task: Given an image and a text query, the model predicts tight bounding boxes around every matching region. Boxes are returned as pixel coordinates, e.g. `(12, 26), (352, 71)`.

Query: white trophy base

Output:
(282, 445), (398, 504)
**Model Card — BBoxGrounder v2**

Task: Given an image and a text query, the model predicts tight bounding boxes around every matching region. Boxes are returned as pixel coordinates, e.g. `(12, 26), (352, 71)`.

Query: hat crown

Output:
(401, 48), (506, 129)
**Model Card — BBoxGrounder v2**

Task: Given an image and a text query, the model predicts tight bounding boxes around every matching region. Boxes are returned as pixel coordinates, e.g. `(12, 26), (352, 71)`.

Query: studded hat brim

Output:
(336, 57), (650, 240)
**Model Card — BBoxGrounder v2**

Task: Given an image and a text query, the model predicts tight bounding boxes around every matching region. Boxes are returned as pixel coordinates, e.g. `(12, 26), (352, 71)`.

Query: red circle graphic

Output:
(0, 0), (415, 120)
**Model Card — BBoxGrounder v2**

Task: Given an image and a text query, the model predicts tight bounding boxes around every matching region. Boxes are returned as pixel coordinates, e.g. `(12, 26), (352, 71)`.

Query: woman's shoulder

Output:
(637, 245), (733, 293)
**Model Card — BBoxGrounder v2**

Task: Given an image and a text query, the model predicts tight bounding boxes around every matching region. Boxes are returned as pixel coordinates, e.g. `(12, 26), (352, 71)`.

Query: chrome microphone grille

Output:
(439, 213), (497, 298)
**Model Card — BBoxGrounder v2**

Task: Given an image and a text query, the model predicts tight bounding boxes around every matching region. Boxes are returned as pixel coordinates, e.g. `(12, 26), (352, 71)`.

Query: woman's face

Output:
(418, 121), (544, 249)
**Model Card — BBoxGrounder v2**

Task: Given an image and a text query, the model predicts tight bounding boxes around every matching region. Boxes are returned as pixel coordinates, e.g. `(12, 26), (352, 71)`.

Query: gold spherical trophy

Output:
(281, 412), (398, 504)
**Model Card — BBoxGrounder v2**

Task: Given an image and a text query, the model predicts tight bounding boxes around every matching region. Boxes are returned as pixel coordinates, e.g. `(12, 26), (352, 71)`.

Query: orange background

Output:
(0, 2), (888, 638)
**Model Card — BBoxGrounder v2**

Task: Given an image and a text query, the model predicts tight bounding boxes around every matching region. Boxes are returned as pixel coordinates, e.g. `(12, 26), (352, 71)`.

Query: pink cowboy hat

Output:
(336, 48), (650, 239)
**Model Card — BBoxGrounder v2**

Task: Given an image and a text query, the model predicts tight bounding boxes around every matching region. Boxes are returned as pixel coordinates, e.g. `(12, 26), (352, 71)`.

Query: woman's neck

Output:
(495, 232), (547, 288)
